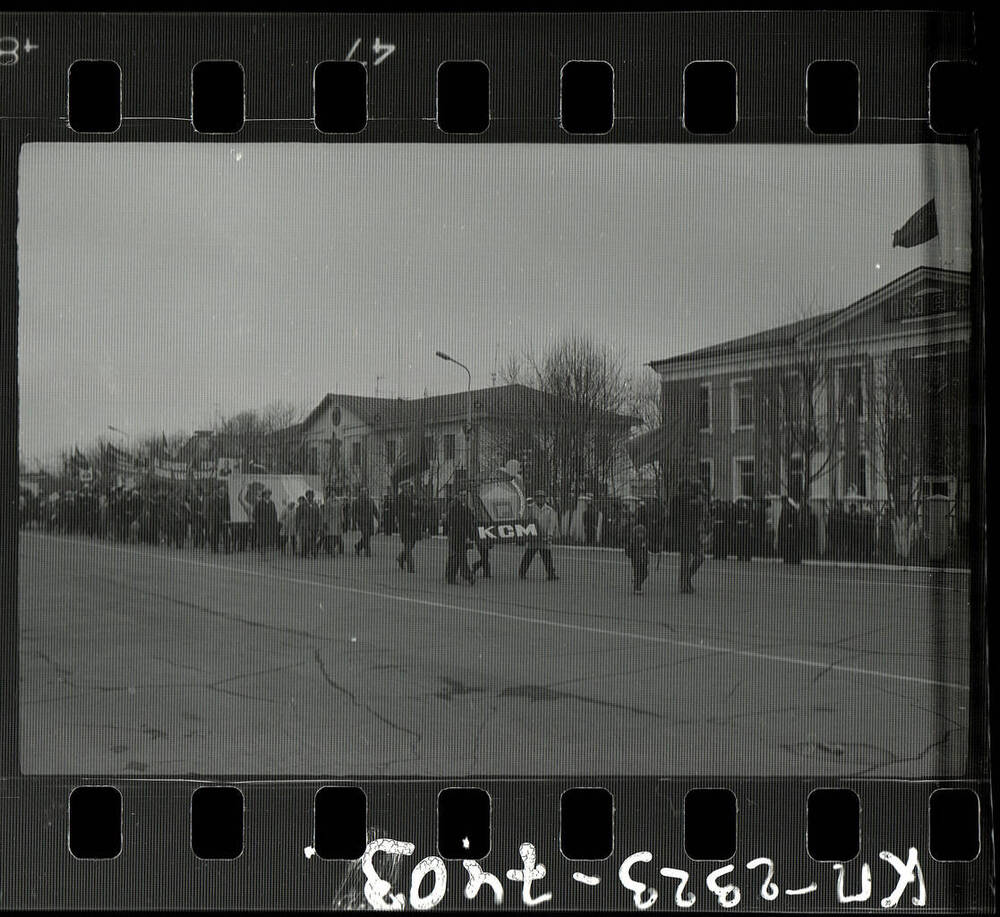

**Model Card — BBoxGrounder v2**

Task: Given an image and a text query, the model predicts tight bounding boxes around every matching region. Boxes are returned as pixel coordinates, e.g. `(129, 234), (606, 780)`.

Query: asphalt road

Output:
(18, 530), (971, 777)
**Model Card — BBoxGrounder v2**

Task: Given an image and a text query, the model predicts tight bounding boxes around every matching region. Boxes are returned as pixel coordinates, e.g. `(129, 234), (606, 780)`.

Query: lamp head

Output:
(435, 351), (451, 362)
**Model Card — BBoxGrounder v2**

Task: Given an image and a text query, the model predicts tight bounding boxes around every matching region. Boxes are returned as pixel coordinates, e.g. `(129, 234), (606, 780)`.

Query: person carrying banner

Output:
(518, 489), (561, 581)
(444, 490), (477, 586)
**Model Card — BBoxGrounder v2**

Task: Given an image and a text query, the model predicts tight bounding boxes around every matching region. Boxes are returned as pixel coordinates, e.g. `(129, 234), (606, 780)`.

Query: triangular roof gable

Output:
(795, 266), (971, 347)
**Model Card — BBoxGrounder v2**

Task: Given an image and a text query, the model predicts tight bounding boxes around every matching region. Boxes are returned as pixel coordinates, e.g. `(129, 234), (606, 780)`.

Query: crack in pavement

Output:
(311, 649), (423, 771)
(206, 660), (308, 704)
(124, 584), (341, 643)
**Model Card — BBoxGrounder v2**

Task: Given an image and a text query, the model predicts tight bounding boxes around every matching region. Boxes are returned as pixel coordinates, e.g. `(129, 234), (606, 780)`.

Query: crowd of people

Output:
(21, 476), (725, 596)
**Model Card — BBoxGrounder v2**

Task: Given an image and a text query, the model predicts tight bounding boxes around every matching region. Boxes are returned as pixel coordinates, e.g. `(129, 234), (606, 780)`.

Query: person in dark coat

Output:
(777, 496), (803, 564)
(381, 491), (395, 537)
(352, 486), (379, 557)
(255, 488), (279, 551)
(296, 489), (322, 558)
(395, 480), (420, 573)
(674, 479), (707, 593)
(444, 491), (477, 586)
(205, 483), (231, 554)
(625, 523), (650, 595)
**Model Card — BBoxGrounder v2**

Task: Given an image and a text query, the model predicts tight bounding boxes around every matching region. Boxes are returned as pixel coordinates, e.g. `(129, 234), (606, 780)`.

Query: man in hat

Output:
(518, 489), (561, 581)
(444, 489), (477, 585)
(395, 480), (420, 573)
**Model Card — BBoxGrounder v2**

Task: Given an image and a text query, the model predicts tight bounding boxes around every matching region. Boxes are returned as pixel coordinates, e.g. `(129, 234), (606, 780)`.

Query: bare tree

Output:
(498, 334), (636, 505)
(757, 297), (857, 503)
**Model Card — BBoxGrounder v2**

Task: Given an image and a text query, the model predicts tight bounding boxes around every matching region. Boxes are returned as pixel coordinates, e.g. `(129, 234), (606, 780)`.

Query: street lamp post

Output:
(435, 350), (478, 480)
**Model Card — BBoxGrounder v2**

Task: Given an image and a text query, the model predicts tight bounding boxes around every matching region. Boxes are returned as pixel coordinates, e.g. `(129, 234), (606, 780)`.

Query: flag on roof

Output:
(892, 199), (939, 248)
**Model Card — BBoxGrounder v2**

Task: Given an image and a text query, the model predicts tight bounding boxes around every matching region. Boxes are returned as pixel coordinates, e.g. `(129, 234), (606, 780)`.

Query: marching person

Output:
(395, 480), (420, 573)
(674, 479), (707, 594)
(625, 522), (650, 595)
(444, 490), (476, 586)
(352, 485), (379, 557)
(518, 489), (561, 581)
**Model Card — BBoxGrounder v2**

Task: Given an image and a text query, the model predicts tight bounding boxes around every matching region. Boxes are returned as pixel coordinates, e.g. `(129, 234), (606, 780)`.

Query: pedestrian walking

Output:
(395, 480), (420, 573)
(518, 489), (561, 581)
(444, 491), (476, 585)
(625, 523), (649, 595)
(673, 479), (707, 593)
(352, 486), (379, 557)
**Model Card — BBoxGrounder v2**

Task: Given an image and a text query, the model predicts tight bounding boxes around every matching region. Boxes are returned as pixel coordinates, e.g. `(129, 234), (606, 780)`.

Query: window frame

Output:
(733, 454), (755, 499)
(730, 377), (754, 432)
(698, 381), (713, 434)
(698, 457), (714, 498)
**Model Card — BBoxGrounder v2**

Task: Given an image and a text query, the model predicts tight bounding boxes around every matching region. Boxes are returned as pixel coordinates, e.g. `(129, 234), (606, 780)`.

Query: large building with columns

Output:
(648, 266), (972, 512)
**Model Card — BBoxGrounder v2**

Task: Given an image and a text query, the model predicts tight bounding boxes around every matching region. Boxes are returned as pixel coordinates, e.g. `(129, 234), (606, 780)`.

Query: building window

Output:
(920, 476), (954, 498)
(443, 433), (456, 461)
(698, 459), (713, 498)
(351, 441), (362, 467)
(424, 435), (436, 461)
(789, 455), (805, 502)
(385, 439), (396, 465)
(731, 378), (754, 430)
(856, 452), (867, 498)
(734, 457), (755, 498)
(698, 383), (712, 432)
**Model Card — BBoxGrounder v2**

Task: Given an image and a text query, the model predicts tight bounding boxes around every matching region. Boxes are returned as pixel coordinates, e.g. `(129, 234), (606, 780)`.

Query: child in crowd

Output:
(626, 523), (649, 595)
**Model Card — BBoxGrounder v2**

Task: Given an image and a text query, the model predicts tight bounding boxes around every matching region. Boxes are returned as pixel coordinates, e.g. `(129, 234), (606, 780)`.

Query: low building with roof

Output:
(296, 382), (639, 500)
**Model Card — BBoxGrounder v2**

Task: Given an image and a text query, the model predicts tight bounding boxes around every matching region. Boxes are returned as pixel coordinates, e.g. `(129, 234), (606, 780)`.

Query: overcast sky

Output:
(17, 142), (971, 466)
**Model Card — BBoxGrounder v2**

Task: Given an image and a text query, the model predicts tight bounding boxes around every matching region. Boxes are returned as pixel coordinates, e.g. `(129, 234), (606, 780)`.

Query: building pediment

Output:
(798, 267), (970, 348)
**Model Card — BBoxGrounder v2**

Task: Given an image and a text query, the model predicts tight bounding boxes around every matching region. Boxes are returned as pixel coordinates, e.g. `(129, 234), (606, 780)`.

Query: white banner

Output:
(226, 473), (325, 524)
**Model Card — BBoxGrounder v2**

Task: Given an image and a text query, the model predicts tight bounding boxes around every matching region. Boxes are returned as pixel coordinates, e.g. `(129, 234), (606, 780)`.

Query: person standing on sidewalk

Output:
(518, 489), (561, 581)
(625, 522), (649, 595)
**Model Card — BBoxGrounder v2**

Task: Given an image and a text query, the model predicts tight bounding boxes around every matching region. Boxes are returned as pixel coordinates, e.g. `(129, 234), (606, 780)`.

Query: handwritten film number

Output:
(346, 37), (395, 66)
(1, 36), (39, 66)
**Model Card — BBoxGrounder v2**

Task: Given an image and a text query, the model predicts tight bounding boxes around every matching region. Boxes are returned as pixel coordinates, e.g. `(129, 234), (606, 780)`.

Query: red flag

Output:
(391, 410), (430, 486)
(892, 199), (938, 248)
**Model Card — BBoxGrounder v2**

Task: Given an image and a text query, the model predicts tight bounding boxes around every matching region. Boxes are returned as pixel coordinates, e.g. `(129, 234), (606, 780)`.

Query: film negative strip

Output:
(0, 9), (991, 912)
